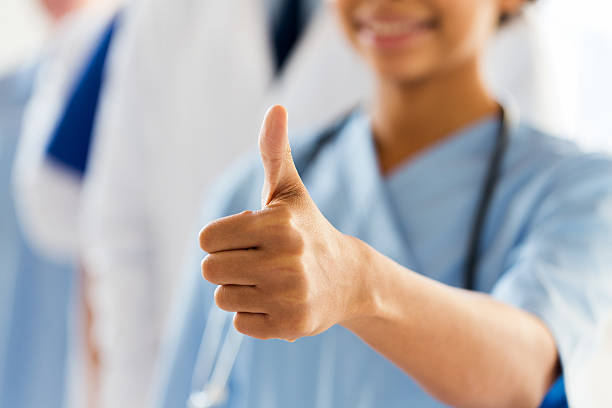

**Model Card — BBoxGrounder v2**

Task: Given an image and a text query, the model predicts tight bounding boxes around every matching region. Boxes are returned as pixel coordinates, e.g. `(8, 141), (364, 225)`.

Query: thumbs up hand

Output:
(200, 106), (372, 341)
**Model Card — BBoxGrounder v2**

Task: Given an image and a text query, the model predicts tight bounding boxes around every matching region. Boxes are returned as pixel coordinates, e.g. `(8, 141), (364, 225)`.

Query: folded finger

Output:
(200, 211), (261, 253)
(233, 312), (276, 340)
(214, 285), (269, 314)
(202, 249), (297, 286)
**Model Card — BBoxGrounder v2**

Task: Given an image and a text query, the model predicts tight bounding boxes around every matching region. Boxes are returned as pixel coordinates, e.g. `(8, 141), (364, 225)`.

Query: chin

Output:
(368, 56), (438, 86)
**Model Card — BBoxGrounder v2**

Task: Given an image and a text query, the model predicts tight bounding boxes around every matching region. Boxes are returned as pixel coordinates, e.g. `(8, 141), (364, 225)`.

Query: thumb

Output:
(259, 105), (305, 207)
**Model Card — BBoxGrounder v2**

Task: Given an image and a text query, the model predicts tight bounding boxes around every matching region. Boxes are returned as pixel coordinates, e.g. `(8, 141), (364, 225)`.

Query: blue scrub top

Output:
(0, 68), (74, 408)
(154, 110), (612, 407)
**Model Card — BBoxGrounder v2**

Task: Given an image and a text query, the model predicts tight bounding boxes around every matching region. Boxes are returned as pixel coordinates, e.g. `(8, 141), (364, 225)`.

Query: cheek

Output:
(333, 0), (361, 45)
(435, 0), (499, 63)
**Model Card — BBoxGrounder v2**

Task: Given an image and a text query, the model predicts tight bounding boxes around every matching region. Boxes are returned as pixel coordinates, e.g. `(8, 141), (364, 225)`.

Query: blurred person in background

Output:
(0, 51), (72, 408)
(157, 0), (612, 406)
(0, 1), (110, 407)
(9, 0), (122, 406)
(13, 0), (119, 270)
(79, 0), (574, 407)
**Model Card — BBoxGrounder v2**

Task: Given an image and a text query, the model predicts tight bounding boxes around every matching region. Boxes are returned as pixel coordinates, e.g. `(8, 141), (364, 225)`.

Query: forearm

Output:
(342, 237), (559, 408)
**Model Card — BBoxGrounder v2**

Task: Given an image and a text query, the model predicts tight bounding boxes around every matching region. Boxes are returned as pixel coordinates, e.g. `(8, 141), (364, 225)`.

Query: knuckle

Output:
(276, 226), (306, 256)
(276, 222), (294, 238)
(286, 269), (310, 301)
(263, 206), (306, 254)
(285, 231), (305, 255)
(271, 205), (293, 223)
(266, 219), (294, 241)
(272, 208), (294, 229)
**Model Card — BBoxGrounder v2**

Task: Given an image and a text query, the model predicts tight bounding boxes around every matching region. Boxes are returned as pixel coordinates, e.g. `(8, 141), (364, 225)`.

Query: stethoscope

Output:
(188, 104), (516, 408)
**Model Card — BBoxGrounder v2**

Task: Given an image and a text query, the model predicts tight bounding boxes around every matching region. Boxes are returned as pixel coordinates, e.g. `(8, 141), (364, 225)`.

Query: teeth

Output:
(365, 21), (425, 36)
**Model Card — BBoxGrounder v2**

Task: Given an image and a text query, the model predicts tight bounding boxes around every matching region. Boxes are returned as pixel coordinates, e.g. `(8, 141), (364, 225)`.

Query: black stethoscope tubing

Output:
(464, 106), (510, 290)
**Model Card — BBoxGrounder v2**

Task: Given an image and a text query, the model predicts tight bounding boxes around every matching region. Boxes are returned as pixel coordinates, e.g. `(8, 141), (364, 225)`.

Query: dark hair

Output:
(500, 0), (537, 25)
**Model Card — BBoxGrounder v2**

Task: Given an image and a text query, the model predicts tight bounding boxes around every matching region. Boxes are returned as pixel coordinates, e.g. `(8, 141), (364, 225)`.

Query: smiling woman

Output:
(157, 1), (612, 407)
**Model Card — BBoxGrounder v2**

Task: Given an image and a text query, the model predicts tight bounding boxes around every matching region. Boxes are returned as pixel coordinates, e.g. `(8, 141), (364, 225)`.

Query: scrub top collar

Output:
(334, 110), (420, 270)
(333, 109), (506, 273)
(386, 115), (502, 183)
(336, 111), (380, 226)
(385, 114), (504, 216)
(338, 109), (502, 189)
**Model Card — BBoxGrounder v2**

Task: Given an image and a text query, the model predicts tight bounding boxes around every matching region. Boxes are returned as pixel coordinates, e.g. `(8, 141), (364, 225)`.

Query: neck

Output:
(371, 58), (498, 175)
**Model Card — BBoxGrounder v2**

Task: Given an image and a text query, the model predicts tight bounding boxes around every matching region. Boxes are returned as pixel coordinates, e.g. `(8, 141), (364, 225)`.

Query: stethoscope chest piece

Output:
(188, 383), (228, 408)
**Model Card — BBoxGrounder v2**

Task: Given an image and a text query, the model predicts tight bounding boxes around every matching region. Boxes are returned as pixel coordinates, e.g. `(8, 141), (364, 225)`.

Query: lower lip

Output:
(357, 23), (434, 51)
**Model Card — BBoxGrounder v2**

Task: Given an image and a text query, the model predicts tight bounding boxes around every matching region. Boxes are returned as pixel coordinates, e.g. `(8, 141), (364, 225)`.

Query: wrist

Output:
(338, 235), (385, 329)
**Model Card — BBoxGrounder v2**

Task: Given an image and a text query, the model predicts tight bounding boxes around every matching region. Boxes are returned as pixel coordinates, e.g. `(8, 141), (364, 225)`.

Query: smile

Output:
(355, 17), (436, 50)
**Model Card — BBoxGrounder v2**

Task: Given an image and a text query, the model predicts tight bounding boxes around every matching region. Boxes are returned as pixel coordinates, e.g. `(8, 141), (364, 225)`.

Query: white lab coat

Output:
(12, 3), (119, 261)
(79, 1), (568, 407)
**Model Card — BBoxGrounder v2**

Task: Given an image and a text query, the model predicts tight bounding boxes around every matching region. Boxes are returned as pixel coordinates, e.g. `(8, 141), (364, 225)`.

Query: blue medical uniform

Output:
(0, 68), (74, 408)
(154, 110), (612, 407)
(0, 15), (119, 408)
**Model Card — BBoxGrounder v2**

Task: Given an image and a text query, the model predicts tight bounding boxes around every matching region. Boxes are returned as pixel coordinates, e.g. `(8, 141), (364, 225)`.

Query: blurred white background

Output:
(536, 0), (612, 151)
(0, 0), (51, 76)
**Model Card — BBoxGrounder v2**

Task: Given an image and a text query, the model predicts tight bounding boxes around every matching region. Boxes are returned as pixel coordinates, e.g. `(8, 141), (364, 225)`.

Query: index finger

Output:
(199, 210), (261, 253)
